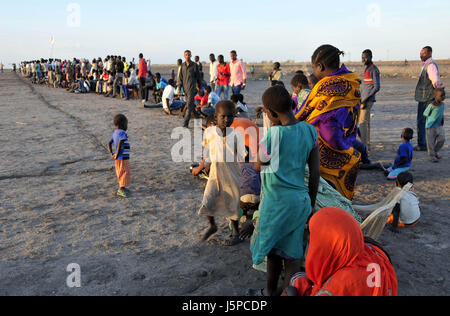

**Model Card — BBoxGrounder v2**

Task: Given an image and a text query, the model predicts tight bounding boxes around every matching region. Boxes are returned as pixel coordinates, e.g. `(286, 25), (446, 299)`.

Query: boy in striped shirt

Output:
(108, 114), (131, 198)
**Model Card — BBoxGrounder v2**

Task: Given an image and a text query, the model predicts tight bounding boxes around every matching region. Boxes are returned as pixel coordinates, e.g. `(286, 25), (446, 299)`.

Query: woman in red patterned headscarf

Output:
(286, 207), (398, 296)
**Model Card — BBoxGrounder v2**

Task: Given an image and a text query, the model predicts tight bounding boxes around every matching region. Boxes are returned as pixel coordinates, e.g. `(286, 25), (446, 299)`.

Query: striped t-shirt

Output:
(110, 129), (130, 160)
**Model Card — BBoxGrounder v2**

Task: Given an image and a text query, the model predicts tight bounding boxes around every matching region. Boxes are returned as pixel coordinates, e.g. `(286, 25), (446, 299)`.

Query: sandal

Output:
(117, 189), (129, 198)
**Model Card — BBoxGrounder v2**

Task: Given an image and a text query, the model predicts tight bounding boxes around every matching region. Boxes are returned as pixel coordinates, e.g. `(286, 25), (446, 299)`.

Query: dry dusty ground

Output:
(0, 71), (448, 296)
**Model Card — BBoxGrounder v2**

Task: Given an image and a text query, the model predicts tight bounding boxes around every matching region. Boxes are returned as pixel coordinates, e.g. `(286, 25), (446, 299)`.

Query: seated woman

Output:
(296, 45), (361, 200)
(285, 207), (398, 296)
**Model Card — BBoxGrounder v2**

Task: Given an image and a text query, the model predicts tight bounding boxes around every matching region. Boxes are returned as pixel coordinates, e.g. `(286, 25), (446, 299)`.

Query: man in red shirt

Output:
(217, 54), (231, 99)
(138, 53), (148, 105)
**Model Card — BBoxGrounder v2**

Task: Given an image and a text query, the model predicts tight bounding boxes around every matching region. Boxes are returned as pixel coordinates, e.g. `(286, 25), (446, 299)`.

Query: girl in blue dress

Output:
(248, 85), (320, 296)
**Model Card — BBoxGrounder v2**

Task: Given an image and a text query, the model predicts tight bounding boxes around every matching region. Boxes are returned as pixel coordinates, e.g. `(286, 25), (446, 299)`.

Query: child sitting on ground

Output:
(153, 73), (168, 103)
(200, 86), (220, 116)
(424, 88), (446, 163)
(198, 101), (247, 246)
(104, 71), (114, 96)
(291, 73), (311, 115)
(231, 94), (250, 119)
(108, 114), (131, 198)
(385, 128), (414, 180)
(387, 172), (421, 232)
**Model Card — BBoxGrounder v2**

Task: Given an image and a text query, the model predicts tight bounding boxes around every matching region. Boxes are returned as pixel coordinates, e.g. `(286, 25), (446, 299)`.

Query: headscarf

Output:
(295, 65), (361, 200)
(298, 207), (398, 296)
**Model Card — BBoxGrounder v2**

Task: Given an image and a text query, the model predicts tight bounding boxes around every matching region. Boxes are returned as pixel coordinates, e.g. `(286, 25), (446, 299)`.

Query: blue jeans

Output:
(387, 167), (410, 180)
(163, 100), (185, 114)
(201, 107), (215, 116)
(121, 85), (137, 99)
(231, 85), (241, 96)
(417, 102), (428, 149)
(217, 84), (229, 100)
(170, 100), (185, 110)
(353, 139), (371, 164)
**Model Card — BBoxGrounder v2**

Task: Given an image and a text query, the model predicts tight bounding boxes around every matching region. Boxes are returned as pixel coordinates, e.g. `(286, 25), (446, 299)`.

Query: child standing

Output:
(247, 85), (320, 296)
(108, 114), (131, 198)
(424, 88), (446, 163)
(387, 172), (421, 232)
(386, 128), (414, 180)
(198, 101), (247, 246)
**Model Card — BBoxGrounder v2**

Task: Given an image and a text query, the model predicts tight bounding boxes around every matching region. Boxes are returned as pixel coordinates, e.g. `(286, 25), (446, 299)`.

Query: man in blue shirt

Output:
(152, 72), (168, 103)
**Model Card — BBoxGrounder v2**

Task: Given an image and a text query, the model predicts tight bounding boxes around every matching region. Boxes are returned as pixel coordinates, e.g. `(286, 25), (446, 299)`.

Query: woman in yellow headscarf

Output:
(296, 45), (361, 200)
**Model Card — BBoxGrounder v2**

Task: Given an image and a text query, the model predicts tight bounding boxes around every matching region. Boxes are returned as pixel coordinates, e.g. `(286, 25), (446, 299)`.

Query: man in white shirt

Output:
(105, 56), (112, 72)
(162, 79), (185, 115)
(209, 54), (219, 92)
(147, 58), (151, 73)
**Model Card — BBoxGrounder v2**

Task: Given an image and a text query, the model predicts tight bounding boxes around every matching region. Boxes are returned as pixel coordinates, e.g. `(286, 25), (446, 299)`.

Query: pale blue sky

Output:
(1, 0), (449, 65)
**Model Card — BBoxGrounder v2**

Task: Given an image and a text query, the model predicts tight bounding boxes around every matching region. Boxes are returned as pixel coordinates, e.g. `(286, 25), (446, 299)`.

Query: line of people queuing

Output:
(20, 44), (444, 296)
(20, 55), (163, 102)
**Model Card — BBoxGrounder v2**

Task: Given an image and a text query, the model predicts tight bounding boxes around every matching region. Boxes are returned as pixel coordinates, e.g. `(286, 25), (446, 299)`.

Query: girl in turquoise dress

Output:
(247, 85), (320, 296)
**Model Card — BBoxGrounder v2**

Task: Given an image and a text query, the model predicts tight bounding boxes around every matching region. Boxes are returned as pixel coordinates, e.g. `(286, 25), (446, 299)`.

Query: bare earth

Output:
(0, 71), (448, 296)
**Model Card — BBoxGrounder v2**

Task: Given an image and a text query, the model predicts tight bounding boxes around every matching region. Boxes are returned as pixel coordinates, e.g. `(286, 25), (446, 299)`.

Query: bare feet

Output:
(202, 225), (218, 241)
(225, 235), (243, 246)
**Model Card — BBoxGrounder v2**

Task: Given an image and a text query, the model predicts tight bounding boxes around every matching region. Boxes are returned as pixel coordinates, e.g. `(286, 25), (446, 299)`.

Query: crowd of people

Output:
(17, 43), (445, 296)
(20, 56), (154, 100)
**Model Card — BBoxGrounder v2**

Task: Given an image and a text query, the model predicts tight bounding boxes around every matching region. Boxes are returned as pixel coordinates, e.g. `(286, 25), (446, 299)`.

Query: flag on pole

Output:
(50, 36), (55, 46)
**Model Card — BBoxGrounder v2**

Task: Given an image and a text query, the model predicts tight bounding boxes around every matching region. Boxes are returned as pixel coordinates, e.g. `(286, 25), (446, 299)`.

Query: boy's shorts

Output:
(387, 167), (410, 180)
(387, 214), (419, 228)
(115, 160), (131, 188)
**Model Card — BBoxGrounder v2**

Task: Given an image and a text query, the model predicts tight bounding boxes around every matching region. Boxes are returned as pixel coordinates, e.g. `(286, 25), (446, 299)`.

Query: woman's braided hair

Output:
(312, 45), (345, 70)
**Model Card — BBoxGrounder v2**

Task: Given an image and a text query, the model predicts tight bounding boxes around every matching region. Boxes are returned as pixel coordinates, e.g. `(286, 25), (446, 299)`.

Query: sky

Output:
(1, 0), (450, 65)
